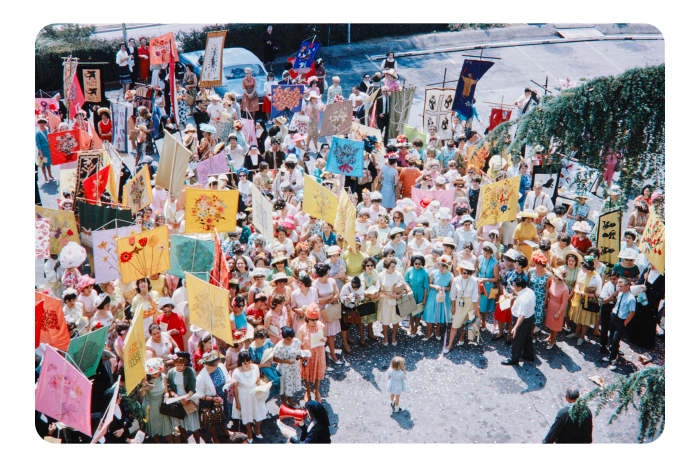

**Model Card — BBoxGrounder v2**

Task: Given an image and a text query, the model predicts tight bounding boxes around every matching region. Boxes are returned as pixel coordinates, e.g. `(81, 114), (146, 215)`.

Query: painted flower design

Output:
(193, 194), (227, 231)
(120, 251), (134, 263)
(138, 238), (148, 247)
(272, 86), (303, 112)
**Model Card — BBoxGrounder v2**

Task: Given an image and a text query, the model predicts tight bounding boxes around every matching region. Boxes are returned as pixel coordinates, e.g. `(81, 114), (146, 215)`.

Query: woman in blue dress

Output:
(379, 154), (399, 210)
(404, 255), (429, 338)
(35, 117), (54, 182)
(528, 251), (552, 328)
(477, 244), (500, 331)
(422, 255), (454, 341)
(565, 195), (590, 236)
(249, 327), (280, 385)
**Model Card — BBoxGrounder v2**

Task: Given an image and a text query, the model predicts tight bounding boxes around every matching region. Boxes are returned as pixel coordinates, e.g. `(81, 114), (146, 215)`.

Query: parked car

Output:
(178, 47), (267, 104)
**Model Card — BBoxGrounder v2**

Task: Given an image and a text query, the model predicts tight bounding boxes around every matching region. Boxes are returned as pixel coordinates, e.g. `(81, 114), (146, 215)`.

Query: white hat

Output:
(157, 297), (175, 310)
(503, 248), (520, 261)
(428, 200), (441, 211)
(572, 221), (591, 234)
(618, 248), (638, 260)
(286, 154), (298, 164)
(390, 227), (404, 236)
(370, 191), (382, 200)
(435, 176), (447, 185)
(62, 288), (78, 298)
(521, 209), (537, 219)
(436, 208), (452, 220)
(482, 242), (497, 253)
(59, 242), (87, 269)
(460, 215), (475, 224)
(458, 260), (476, 271)
(327, 245), (342, 256)
(442, 237), (456, 247)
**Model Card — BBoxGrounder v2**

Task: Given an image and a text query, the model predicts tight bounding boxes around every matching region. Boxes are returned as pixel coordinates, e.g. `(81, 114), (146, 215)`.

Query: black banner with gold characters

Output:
(596, 208), (622, 267)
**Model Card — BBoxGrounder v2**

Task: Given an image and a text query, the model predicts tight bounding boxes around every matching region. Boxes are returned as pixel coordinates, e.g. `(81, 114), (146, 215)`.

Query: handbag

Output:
(358, 169), (373, 185)
(397, 291), (418, 318)
(160, 395), (186, 420)
(129, 129), (139, 142)
(199, 398), (225, 429)
(184, 93), (196, 106)
(357, 300), (376, 317)
(341, 304), (361, 325)
(581, 295), (601, 314)
(320, 303), (342, 322)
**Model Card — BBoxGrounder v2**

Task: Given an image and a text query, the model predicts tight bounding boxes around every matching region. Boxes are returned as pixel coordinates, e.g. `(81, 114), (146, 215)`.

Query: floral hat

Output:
(76, 275), (96, 291)
(198, 350), (221, 366)
(327, 245), (342, 256)
(396, 134), (408, 147)
(232, 329), (247, 344)
(59, 242), (87, 269)
(437, 255), (453, 267)
(145, 358), (165, 375)
(363, 135), (378, 153)
(297, 241), (310, 251)
(385, 151), (398, 160)
(572, 221), (591, 234)
(233, 120), (244, 130)
(333, 94), (345, 103)
(36, 115), (48, 124)
(436, 207), (452, 220)
(377, 212), (391, 222)
(305, 302), (320, 320)
(531, 250), (548, 266)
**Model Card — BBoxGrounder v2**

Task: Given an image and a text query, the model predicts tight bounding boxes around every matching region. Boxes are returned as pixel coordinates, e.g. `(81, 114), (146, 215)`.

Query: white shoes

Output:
(566, 332), (577, 339)
(577, 338), (584, 346)
(546, 342), (555, 350)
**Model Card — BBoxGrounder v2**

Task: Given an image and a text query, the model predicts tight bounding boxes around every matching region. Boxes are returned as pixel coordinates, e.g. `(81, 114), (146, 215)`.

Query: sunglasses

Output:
(413, 262), (423, 266)
(308, 318), (318, 322)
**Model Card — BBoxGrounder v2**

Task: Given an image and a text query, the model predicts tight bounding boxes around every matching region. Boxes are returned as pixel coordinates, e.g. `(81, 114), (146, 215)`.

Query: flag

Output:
(640, 206), (665, 274)
(402, 124), (427, 147)
(116, 225), (170, 283)
(123, 307), (147, 394)
(36, 292), (71, 352)
(78, 64), (107, 107)
(167, 235), (215, 281)
(210, 230), (229, 289)
(185, 272), (233, 345)
(66, 326), (110, 378)
(334, 190), (357, 253)
(240, 118), (256, 148)
(93, 225), (143, 283)
(184, 188), (240, 233)
(363, 89), (379, 127)
(423, 88), (456, 141)
(149, 32), (179, 65)
(319, 100), (353, 137)
(292, 42), (321, 71)
(370, 98), (377, 128)
(489, 108), (512, 131)
(200, 31), (227, 88)
(327, 137), (364, 177)
(82, 165), (112, 202)
(155, 131), (191, 200)
(596, 208), (623, 268)
(452, 60), (495, 119)
(476, 176), (521, 228)
(35, 301), (43, 349)
(250, 185), (274, 241)
(47, 110), (61, 132)
(35, 346), (93, 436)
(302, 174), (339, 226)
(90, 377), (121, 444)
(123, 165), (153, 212)
(195, 151), (229, 183)
(68, 72), (86, 120)
(48, 129), (92, 165)
(411, 187), (456, 217)
(388, 87), (416, 140)
(286, 57), (316, 82)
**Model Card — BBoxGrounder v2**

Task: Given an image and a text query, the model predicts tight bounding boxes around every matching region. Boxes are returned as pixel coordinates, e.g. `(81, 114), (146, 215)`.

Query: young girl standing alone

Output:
(387, 356), (408, 412)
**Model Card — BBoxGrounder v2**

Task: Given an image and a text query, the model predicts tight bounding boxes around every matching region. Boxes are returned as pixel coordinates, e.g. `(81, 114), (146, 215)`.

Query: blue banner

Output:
(452, 59), (494, 119)
(327, 137), (364, 177)
(293, 42), (321, 70)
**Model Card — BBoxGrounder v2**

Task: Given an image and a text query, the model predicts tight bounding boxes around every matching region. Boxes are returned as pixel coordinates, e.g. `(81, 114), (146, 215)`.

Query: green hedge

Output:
(36, 23), (452, 93)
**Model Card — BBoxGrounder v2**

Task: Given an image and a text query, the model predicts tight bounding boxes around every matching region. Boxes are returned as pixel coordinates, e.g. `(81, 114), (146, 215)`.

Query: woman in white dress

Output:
(231, 351), (268, 442)
(146, 323), (179, 366)
(312, 262), (341, 364)
(376, 257), (407, 346)
(407, 227), (431, 258)
(273, 326), (305, 408)
(290, 274), (319, 334)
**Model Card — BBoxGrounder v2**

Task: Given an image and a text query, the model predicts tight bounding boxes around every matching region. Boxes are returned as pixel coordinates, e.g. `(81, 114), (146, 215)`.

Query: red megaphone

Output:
(279, 404), (307, 426)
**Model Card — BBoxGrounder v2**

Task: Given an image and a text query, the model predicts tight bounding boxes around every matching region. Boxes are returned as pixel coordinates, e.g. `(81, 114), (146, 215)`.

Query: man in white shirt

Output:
(445, 261), (480, 352)
(225, 134), (246, 171)
(349, 85), (369, 117)
(503, 278), (536, 365)
(523, 181), (554, 213)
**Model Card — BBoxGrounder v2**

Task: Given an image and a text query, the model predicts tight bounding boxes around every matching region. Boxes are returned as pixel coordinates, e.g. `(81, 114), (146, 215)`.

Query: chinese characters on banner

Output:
(596, 208), (622, 267)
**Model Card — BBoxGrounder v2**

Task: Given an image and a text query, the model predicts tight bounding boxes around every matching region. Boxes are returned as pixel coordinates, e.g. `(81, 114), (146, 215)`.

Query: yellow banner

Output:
(302, 174), (338, 226)
(640, 206), (665, 274)
(185, 272), (233, 345)
(115, 225), (170, 283)
(334, 190), (357, 252)
(596, 208), (622, 267)
(122, 165), (153, 213)
(35, 206), (80, 254)
(184, 188), (240, 233)
(476, 175), (521, 228)
(123, 306), (147, 394)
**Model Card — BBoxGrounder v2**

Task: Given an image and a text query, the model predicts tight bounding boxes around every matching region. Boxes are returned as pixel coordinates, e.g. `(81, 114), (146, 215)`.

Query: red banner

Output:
(35, 301), (44, 349)
(287, 57), (316, 82)
(68, 72), (86, 120)
(83, 165), (112, 202)
(35, 292), (71, 351)
(210, 230), (229, 289)
(48, 129), (92, 165)
(150, 32), (179, 65)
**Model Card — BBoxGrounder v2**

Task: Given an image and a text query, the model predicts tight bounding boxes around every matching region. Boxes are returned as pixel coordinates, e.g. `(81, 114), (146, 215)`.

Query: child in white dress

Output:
(386, 356), (408, 412)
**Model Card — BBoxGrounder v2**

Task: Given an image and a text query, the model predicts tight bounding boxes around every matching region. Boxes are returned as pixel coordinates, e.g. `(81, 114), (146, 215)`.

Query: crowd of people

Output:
(35, 32), (665, 445)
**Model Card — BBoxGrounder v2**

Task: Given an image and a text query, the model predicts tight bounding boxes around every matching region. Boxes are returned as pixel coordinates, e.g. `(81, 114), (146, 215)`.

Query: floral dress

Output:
(232, 270), (252, 297)
(528, 270), (551, 326)
(290, 256), (316, 279)
(359, 269), (379, 324)
(299, 321), (326, 381)
(565, 202), (590, 236)
(325, 258), (347, 291)
(431, 222), (455, 240)
(273, 338), (304, 396)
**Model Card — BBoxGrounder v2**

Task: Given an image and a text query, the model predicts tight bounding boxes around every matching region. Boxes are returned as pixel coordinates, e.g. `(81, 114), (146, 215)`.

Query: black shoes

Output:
(501, 359), (520, 366)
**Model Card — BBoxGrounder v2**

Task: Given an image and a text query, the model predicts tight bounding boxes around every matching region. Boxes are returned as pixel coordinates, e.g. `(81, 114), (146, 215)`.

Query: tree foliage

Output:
(36, 24), (97, 53)
(570, 367), (665, 443)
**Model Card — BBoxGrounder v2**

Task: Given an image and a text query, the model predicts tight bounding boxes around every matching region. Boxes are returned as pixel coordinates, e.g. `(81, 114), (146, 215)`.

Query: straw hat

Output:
(458, 260), (476, 271)
(213, 141), (226, 154)
(273, 116), (287, 126)
(209, 93), (221, 101)
(97, 107), (111, 117)
(199, 350), (221, 365)
(184, 123), (197, 133)
(442, 237), (457, 247)
(503, 248), (521, 261)
(231, 328), (248, 344)
(437, 255), (453, 267)
(272, 272), (290, 284)
(521, 209), (537, 219)
(551, 267), (567, 281)
(253, 381), (273, 401)
(327, 245), (342, 256)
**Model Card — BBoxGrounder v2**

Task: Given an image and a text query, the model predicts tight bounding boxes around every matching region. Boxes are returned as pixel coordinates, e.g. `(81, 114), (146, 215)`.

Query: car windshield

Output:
(224, 64), (266, 80)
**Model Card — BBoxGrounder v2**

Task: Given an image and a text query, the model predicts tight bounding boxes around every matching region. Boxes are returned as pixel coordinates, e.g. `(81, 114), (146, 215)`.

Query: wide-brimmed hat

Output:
(459, 215), (475, 225)
(209, 93), (221, 101)
(390, 227), (404, 236)
(327, 245), (342, 256)
(231, 328), (248, 344)
(442, 237), (457, 247)
(452, 177), (467, 186)
(281, 214), (295, 229)
(273, 116), (287, 125)
(76, 275), (96, 292)
(458, 260), (476, 271)
(200, 123), (216, 134)
(572, 221), (591, 234)
(97, 107), (111, 117)
(36, 115), (48, 124)
(252, 267), (267, 278)
(145, 358), (165, 375)
(437, 255), (452, 267)
(253, 381), (273, 401)
(305, 303), (320, 320)
(551, 267), (567, 281)
(617, 248), (638, 260)
(199, 350), (221, 365)
(503, 248), (521, 261)
(184, 123), (197, 133)
(157, 297), (175, 310)
(521, 209), (537, 219)
(436, 208), (452, 220)
(482, 242), (497, 254)
(272, 272), (290, 284)
(270, 251), (287, 266)
(213, 141), (226, 154)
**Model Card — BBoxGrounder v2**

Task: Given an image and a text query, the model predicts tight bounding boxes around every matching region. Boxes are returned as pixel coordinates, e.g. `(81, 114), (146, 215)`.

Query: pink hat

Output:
(305, 303), (320, 320)
(77, 275), (96, 291)
(281, 214), (295, 229)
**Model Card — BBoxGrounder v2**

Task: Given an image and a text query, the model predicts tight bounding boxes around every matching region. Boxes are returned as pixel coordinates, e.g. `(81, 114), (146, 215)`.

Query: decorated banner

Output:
(35, 301), (43, 349)
(123, 165), (153, 212)
(251, 185), (274, 241)
(195, 152), (229, 184)
(35, 292), (71, 352)
(92, 225), (143, 283)
(155, 131), (191, 200)
(270, 85), (304, 119)
(62, 57), (78, 103)
(411, 187), (456, 216)
(351, 122), (385, 157)
(123, 307), (147, 394)
(35, 217), (51, 259)
(558, 158), (599, 197)
(167, 235), (215, 281)
(116, 225), (170, 283)
(240, 118), (256, 148)
(327, 137), (364, 177)
(388, 87), (416, 140)
(489, 108), (513, 131)
(452, 60), (494, 119)
(74, 152), (101, 202)
(79, 66), (105, 105)
(35, 346), (93, 436)
(423, 88), (455, 141)
(177, 184), (202, 211)
(35, 98), (59, 122)
(210, 230), (229, 288)
(48, 129), (91, 165)
(76, 200), (132, 233)
(292, 42), (321, 71)
(363, 89), (380, 126)
(111, 102), (128, 152)
(596, 208), (622, 267)
(334, 190), (357, 253)
(402, 124), (427, 147)
(476, 175), (521, 228)
(68, 71), (86, 120)
(82, 165), (112, 202)
(185, 272), (234, 345)
(319, 100), (353, 137)
(200, 31), (227, 88)
(640, 206), (665, 274)
(66, 326), (110, 378)
(286, 57), (316, 82)
(87, 121), (104, 150)
(302, 174), (338, 225)
(149, 32), (179, 65)
(35, 207), (79, 254)
(91, 377), (121, 444)
(184, 188), (239, 233)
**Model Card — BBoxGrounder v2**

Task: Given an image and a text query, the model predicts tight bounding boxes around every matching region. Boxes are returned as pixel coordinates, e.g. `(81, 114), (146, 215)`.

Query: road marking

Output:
(441, 52), (457, 64)
(584, 42), (624, 73)
(365, 55), (382, 72)
(516, 46), (556, 80)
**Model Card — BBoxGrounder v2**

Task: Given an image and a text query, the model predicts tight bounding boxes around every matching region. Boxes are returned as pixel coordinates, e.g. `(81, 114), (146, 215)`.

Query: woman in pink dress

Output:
(602, 148), (619, 188)
(543, 267), (570, 349)
(240, 68), (259, 118)
(264, 294), (287, 344)
(299, 303), (327, 402)
(312, 263), (341, 364)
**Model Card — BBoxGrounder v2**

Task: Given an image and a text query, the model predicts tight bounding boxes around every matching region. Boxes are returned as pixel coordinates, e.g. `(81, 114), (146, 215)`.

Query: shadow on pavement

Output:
(390, 410), (415, 430)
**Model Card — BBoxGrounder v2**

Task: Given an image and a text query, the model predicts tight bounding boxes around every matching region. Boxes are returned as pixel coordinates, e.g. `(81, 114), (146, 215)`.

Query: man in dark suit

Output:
(543, 386), (593, 443)
(373, 86), (391, 145)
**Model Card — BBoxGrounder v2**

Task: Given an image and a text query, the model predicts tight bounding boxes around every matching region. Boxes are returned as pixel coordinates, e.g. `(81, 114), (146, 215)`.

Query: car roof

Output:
(179, 47), (263, 66)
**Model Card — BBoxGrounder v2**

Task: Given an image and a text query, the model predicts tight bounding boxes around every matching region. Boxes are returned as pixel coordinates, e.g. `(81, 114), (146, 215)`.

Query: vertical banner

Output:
(123, 307), (147, 394)
(476, 176), (521, 228)
(184, 188), (239, 233)
(48, 129), (92, 165)
(251, 185), (274, 241)
(149, 32), (179, 65)
(388, 87), (416, 140)
(327, 137), (364, 177)
(640, 206), (665, 274)
(423, 88), (455, 141)
(35, 207), (80, 254)
(167, 235), (216, 281)
(200, 31), (227, 88)
(62, 58), (78, 105)
(74, 152), (102, 203)
(79, 65), (106, 106)
(292, 42), (321, 71)
(209, 229), (229, 288)
(302, 174), (339, 226)
(111, 102), (127, 152)
(363, 89), (380, 127)
(489, 108), (512, 131)
(35, 217), (51, 259)
(286, 57), (316, 82)
(92, 225), (143, 283)
(596, 208), (622, 267)
(452, 60), (495, 119)
(122, 165), (153, 213)
(68, 72), (86, 120)
(36, 292), (71, 352)
(240, 118), (256, 148)
(334, 190), (357, 253)
(66, 326), (110, 378)
(195, 152), (229, 184)
(155, 131), (191, 200)
(90, 377), (121, 444)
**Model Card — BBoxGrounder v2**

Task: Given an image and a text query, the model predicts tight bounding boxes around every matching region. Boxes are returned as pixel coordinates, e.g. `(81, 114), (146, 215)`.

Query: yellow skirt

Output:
(452, 299), (474, 328)
(569, 303), (598, 327)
